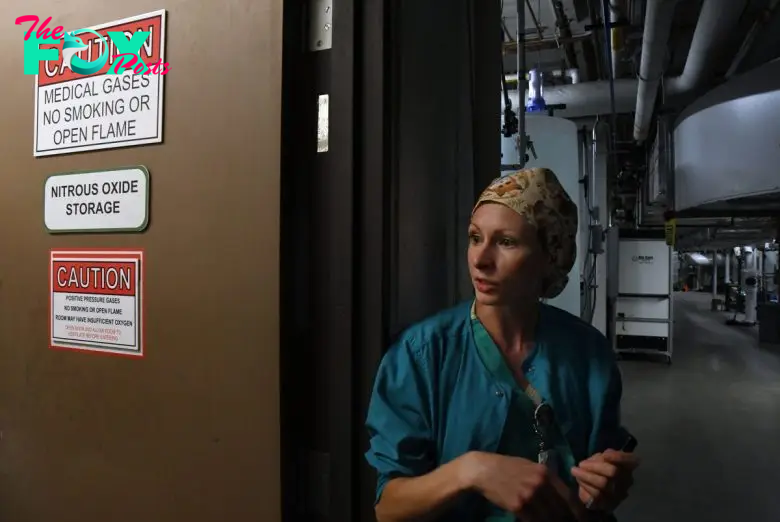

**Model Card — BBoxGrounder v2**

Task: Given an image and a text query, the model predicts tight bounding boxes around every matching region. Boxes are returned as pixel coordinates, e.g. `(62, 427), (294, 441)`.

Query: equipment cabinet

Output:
(612, 237), (673, 364)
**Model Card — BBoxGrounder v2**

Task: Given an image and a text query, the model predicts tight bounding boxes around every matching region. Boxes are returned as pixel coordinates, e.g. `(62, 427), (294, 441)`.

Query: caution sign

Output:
(34, 10), (167, 157)
(664, 218), (677, 247)
(50, 249), (144, 357)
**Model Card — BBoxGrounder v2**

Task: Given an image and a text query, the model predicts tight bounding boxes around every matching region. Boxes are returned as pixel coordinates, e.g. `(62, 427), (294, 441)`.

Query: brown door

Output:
(0, 1), (282, 521)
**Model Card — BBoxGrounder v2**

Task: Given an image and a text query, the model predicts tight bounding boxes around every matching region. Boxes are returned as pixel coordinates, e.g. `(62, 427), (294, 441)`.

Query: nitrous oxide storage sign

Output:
(50, 249), (144, 357)
(44, 166), (150, 233)
(34, 10), (166, 157)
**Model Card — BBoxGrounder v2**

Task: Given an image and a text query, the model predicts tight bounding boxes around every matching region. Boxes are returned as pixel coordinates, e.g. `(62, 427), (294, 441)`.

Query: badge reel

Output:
(533, 402), (557, 472)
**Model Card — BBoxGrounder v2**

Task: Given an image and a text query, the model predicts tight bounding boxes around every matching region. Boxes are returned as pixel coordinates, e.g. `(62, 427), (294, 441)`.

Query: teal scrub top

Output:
(365, 300), (625, 521)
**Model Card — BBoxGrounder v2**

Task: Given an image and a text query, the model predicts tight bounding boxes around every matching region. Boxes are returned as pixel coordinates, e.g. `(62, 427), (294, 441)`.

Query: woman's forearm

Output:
(375, 452), (477, 522)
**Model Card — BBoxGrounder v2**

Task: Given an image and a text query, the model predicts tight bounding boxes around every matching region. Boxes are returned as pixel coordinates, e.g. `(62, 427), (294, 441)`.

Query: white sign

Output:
(34, 10), (167, 157)
(50, 249), (144, 357)
(44, 166), (149, 233)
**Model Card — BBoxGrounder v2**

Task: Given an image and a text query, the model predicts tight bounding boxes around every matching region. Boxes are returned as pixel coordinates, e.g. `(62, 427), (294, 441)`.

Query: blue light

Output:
(525, 69), (547, 113)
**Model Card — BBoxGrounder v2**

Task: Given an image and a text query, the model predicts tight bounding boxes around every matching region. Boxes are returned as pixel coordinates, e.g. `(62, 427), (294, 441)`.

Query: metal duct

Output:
(501, 79), (638, 119)
(684, 252), (728, 266)
(686, 253), (711, 265)
(634, 0), (749, 142)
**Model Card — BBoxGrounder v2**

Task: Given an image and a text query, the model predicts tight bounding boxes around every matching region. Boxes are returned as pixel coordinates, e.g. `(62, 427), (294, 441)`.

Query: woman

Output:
(365, 168), (639, 522)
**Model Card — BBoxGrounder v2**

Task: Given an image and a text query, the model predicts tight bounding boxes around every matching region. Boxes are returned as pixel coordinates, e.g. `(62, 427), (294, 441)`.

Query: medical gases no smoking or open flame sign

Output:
(34, 10), (166, 157)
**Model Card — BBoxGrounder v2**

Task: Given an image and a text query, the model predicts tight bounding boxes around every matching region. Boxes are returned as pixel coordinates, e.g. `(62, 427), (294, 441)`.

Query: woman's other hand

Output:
(464, 452), (587, 522)
(570, 449), (639, 512)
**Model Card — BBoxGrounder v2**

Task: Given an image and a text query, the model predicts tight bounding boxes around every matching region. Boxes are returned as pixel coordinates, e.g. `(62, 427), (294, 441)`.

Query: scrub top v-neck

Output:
(471, 304), (575, 521)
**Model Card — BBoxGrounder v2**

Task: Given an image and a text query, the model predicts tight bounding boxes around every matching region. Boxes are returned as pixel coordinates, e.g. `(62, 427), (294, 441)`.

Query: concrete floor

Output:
(616, 292), (780, 522)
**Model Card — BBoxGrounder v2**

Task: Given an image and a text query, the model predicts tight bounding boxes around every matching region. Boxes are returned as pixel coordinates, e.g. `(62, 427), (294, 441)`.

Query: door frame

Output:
(280, 0), (390, 520)
(280, 0), (501, 519)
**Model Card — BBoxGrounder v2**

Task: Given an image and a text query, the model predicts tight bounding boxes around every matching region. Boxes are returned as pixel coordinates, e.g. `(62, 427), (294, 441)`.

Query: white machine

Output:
(613, 237), (673, 364)
(744, 271), (759, 324)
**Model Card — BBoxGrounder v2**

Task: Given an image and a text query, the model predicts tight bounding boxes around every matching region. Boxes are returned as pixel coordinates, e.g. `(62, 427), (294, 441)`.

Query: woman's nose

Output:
(472, 244), (494, 270)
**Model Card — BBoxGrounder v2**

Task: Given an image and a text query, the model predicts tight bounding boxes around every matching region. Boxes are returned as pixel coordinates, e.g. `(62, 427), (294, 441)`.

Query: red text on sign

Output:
(53, 261), (136, 296)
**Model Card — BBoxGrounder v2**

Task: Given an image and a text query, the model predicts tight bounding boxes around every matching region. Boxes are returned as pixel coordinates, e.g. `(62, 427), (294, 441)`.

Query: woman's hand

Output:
(464, 452), (587, 522)
(570, 449), (639, 513)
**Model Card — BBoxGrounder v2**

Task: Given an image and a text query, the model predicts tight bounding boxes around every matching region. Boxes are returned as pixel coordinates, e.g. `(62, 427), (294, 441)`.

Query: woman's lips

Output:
(474, 278), (498, 293)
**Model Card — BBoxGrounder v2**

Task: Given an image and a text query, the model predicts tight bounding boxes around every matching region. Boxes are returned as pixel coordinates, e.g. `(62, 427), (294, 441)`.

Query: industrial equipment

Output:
(612, 236), (673, 364)
(744, 273), (759, 324)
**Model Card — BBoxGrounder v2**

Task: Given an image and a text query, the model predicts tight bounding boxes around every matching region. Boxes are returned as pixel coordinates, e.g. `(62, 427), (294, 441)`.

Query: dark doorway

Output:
(279, 1), (501, 520)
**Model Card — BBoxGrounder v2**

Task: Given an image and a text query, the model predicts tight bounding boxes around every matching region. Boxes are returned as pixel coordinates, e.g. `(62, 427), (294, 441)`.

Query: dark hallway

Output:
(618, 292), (780, 522)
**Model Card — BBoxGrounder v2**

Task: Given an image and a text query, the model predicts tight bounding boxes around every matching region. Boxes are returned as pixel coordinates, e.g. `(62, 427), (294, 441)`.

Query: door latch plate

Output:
(309, 1), (333, 51)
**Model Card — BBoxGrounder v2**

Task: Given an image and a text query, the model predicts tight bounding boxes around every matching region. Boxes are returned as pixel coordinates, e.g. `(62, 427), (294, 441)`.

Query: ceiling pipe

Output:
(503, 69), (581, 84)
(501, 79), (637, 119)
(633, 0), (678, 142)
(497, 0), (747, 120)
(550, 0), (580, 69)
(610, 0), (627, 78)
(683, 252), (728, 266)
(664, 0), (748, 94)
(633, 0), (749, 142)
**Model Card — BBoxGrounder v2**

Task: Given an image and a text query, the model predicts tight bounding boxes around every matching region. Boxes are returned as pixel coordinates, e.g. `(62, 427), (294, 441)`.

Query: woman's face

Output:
(468, 203), (547, 306)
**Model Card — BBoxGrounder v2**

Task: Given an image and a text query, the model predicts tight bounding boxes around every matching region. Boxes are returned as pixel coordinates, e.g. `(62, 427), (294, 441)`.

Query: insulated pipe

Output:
(501, 79), (638, 118)
(497, 0), (747, 121)
(591, 119), (610, 215)
(591, 121), (600, 214)
(725, 251), (731, 283)
(601, 0), (618, 146)
(503, 68), (581, 84)
(633, 0), (678, 142)
(634, 0), (749, 142)
(712, 250), (718, 297)
(665, 0), (748, 94)
(610, 1), (624, 78)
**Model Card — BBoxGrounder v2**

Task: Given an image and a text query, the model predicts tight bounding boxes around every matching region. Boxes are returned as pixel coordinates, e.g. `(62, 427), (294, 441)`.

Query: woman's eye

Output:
(498, 237), (517, 247)
(468, 233), (481, 244)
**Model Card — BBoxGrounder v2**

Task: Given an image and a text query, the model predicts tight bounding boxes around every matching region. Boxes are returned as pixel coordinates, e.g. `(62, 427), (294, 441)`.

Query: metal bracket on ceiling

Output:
(309, 0), (333, 52)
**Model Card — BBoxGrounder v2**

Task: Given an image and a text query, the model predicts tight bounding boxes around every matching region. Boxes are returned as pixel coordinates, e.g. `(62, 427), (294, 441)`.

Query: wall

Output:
(499, 115), (611, 331)
(501, 114), (582, 317)
(674, 59), (780, 211)
(0, 1), (281, 521)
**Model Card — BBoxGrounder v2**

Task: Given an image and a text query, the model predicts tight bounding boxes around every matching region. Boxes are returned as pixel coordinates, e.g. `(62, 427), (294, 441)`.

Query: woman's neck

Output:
(476, 300), (539, 355)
